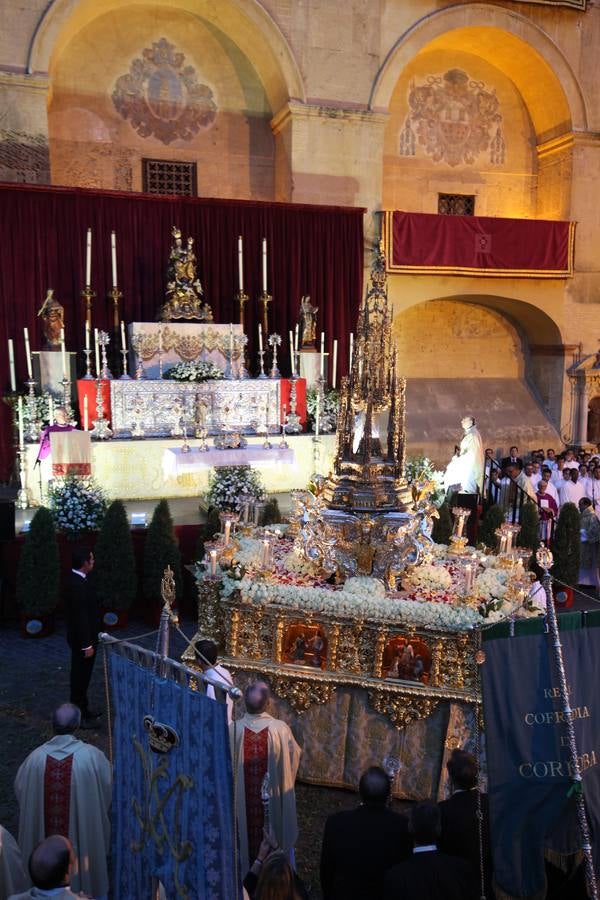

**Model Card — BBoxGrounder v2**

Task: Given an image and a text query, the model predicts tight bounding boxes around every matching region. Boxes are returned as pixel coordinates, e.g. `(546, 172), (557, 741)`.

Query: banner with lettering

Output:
(481, 625), (600, 898)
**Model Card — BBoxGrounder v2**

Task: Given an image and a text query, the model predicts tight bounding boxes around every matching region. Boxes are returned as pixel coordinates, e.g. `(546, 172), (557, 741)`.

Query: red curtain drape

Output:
(0, 183), (364, 480)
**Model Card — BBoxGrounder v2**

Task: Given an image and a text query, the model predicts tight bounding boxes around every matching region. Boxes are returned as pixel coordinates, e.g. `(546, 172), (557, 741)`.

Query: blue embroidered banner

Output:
(481, 625), (600, 897)
(109, 651), (240, 900)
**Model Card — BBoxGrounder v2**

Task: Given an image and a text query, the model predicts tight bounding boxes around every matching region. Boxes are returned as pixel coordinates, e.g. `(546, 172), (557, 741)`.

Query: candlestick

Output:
(94, 328), (100, 378)
(258, 323), (263, 353)
(289, 330), (295, 377)
(236, 289), (249, 330)
(285, 377), (302, 434)
(268, 333), (281, 379)
(60, 328), (67, 379)
(109, 287), (122, 332)
(238, 235), (244, 292)
(332, 339), (338, 388)
(257, 347), (267, 379)
(8, 339), (16, 392)
(98, 330), (113, 380)
(260, 291), (272, 337)
(85, 228), (92, 288)
(119, 348), (131, 380)
(120, 320), (126, 352)
(90, 375), (113, 440)
(349, 332), (354, 369)
(25, 378), (40, 442)
(85, 321), (90, 351)
(23, 327), (33, 380)
(279, 403), (289, 449)
(81, 286), (95, 331)
(262, 237), (267, 293)
(83, 394), (89, 431)
(315, 391), (320, 439)
(320, 332), (325, 378)
(111, 230), (117, 289)
(294, 323), (299, 353)
(17, 396), (24, 449)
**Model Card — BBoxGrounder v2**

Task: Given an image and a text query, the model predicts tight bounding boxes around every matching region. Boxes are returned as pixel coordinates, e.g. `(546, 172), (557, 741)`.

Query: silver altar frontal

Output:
(110, 378), (281, 438)
(128, 322), (242, 377)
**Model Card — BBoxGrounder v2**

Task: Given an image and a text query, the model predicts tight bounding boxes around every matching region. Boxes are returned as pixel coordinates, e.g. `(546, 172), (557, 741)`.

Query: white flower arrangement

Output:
(405, 563), (452, 593)
(206, 465), (266, 512)
(342, 576), (386, 599)
(163, 360), (224, 382)
(48, 474), (107, 536)
(473, 568), (509, 602)
(404, 455), (446, 506)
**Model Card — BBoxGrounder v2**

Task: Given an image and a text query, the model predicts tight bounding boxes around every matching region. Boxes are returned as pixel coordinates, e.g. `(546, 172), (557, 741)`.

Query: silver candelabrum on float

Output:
(268, 333), (281, 378)
(24, 378), (41, 442)
(90, 377), (113, 440)
(98, 331), (113, 380)
(236, 334), (249, 379)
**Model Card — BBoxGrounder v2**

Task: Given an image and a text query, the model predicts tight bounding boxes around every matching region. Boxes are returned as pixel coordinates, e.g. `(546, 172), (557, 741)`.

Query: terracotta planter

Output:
(553, 585), (574, 609)
(20, 613), (55, 638)
(100, 609), (129, 630)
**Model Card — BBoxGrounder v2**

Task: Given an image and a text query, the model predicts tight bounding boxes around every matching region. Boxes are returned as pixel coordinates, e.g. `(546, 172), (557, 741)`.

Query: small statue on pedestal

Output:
(299, 295), (318, 349)
(37, 289), (64, 350)
(160, 226), (213, 322)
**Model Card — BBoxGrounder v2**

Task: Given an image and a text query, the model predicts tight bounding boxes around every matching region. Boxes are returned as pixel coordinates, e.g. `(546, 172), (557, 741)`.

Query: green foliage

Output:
(195, 506), (221, 561)
(517, 501), (540, 552)
(431, 502), (453, 545)
(552, 502), (581, 587)
(16, 507), (60, 617)
(92, 500), (137, 611)
(143, 500), (182, 605)
(263, 497), (281, 526)
(478, 504), (505, 550)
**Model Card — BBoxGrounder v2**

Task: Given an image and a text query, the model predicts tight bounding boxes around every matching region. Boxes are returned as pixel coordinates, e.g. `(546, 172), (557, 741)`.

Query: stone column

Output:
(574, 375), (590, 447)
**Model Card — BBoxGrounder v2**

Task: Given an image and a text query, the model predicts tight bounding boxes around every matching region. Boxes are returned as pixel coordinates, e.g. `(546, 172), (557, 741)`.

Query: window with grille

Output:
(438, 193), (476, 216)
(142, 159), (198, 196)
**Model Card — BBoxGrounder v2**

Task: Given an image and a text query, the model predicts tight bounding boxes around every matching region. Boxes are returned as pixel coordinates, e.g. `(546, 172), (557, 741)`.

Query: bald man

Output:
(8, 835), (77, 899)
(230, 682), (301, 875)
(15, 704), (111, 899)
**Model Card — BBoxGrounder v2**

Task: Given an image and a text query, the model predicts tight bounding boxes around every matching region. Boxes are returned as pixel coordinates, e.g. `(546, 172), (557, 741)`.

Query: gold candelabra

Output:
(81, 286), (95, 330)
(109, 286), (123, 331)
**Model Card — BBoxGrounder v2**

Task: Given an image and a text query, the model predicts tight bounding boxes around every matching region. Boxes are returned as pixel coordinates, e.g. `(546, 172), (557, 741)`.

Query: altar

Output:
(128, 322), (242, 378)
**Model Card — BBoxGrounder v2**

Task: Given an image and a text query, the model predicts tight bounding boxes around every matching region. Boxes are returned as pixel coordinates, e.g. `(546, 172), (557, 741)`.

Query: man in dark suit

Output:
(320, 766), (411, 900)
(501, 445), (523, 474)
(65, 548), (101, 723)
(438, 749), (492, 896)
(384, 800), (476, 900)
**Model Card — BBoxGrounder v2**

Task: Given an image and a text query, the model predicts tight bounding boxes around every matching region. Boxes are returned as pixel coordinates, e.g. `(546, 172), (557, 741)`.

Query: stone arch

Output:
(393, 295), (564, 459)
(370, 4), (587, 137)
(27, 0), (305, 112)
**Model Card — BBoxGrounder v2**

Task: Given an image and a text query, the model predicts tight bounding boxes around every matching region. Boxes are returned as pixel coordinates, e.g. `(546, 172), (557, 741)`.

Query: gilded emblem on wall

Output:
(399, 68), (505, 167)
(112, 37), (217, 144)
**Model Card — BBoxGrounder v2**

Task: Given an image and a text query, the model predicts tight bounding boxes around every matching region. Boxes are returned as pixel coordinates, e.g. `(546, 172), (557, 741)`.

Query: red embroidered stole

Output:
(243, 727), (269, 864)
(44, 754), (74, 837)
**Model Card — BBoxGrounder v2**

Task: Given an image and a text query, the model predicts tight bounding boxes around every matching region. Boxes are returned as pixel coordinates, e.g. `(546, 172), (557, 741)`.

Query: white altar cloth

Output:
(129, 322), (243, 378)
(163, 445), (295, 478)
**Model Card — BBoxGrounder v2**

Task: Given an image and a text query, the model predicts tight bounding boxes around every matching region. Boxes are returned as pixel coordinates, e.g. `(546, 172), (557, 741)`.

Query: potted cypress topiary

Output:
(517, 501), (540, 571)
(431, 501), (453, 546)
(551, 501), (580, 608)
(477, 503), (505, 551)
(143, 499), (182, 622)
(92, 499), (137, 629)
(16, 507), (60, 637)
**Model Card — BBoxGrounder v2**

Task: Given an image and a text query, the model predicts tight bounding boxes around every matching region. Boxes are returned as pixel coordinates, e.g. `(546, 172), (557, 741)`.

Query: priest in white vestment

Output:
(442, 416), (484, 495)
(14, 704), (111, 899)
(230, 682), (301, 876)
(0, 825), (29, 899)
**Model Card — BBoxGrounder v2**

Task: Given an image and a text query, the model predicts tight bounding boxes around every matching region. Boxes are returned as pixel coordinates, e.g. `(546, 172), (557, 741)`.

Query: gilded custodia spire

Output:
(323, 242), (411, 513)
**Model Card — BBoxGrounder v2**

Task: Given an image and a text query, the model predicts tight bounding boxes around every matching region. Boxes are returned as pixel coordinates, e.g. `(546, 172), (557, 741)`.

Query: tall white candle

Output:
(224, 519), (232, 547)
(83, 394), (89, 431)
(48, 396), (54, 424)
(17, 396), (24, 449)
(94, 328), (100, 377)
(85, 228), (92, 288)
(332, 339), (338, 388)
(320, 331), (325, 377)
(209, 549), (218, 577)
(8, 339), (16, 392)
(120, 320), (126, 352)
(349, 332), (354, 369)
(111, 231), (117, 288)
(85, 321), (90, 351)
(60, 328), (67, 379)
(23, 327), (33, 380)
(258, 322), (264, 353)
(294, 323), (299, 353)
(289, 330), (295, 376)
(238, 235), (244, 292)
(262, 238), (267, 293)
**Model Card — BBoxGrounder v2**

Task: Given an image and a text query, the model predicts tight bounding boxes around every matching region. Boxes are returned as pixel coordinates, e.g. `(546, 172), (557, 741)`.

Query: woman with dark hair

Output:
(254, 852), (308, 900)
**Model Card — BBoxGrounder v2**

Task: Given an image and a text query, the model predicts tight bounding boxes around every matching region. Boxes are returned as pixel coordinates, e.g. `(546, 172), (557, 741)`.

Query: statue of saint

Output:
(161, 226), (213, 322)
(299, 295), (318, 348)
(442, 415), (484, 495)
(37, 289), (64, 350)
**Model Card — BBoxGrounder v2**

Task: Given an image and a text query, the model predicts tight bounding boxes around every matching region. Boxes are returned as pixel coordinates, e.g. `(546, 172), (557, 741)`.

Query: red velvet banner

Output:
(384, 210), (575, 278)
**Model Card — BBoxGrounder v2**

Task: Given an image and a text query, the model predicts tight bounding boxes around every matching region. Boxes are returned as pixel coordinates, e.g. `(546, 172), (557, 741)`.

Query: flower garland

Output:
(48, 474), (107, 537)
(206, 465), (266, 512)
(163, 360), (224, 382)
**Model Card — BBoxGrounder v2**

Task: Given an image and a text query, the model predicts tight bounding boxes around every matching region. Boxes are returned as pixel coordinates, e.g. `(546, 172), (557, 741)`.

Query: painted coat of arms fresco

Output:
(399, 68), (506, 167)
(113, 38), (217, 144)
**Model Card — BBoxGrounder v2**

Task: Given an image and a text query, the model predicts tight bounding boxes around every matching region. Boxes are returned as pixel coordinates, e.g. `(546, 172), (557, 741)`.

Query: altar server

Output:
(14, 704), (111, 899)
(230, 682), (301, 876)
